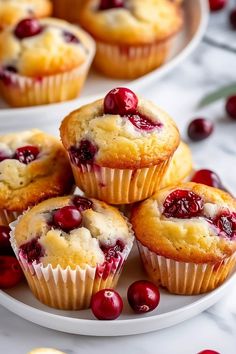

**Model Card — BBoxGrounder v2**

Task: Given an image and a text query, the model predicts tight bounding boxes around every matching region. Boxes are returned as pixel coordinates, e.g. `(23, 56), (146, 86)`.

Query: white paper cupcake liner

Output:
(137, 241), (236, 295)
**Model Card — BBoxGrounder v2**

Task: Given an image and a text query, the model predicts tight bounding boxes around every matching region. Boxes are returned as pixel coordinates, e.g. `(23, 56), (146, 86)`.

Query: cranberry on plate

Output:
(225, 96), (236, 120)
(0, 256), (23, 289)
(187, 118), (214, 141)
(208, 0), (227, 12)
(229, 8), (236, 29)
(127, 280), (160, 314)
(91, 289), (123, 320)
(191, 169), (222, 188)
(198, 350), (220, 354)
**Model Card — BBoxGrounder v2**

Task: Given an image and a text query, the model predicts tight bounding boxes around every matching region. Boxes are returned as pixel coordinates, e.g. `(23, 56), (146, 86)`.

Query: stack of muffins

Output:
(0, 0), (183, 107)
(4, 87), (236, 311)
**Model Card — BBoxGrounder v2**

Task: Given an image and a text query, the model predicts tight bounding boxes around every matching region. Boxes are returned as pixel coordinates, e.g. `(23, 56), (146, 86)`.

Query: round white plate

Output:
(0, 243), (235, 336)
(0, 0), (209, 130)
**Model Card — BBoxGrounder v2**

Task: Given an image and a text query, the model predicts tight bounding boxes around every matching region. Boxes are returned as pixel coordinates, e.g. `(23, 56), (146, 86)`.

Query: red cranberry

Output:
(188, 118), (214, 141)
(99, 0), (124, 10)
(128, 114), (162, 132)
(0, 256), (23, 289)
(69, 140), (98, 165)
(0, 226), (14, 256)
(14, 18), (43, 39)
(163, 189), (204, 219)
(198, 351), (220, 354)
(214, 211), (236, 239)
(19, 237), (45, 264)
(15, 145), (39, 165)
(226, 96), (236, 119)
(127, 280), (160, 314)
(73, 196), (93, 211)
(91, 289), (123, 320)
(229, 8), (236, 29)
(53, 206), (82, 231)
(209, 0), (227, 11)
(63, 31), (80, 44)
(191, 169), (222, 188)
(104, 87), (138, 115)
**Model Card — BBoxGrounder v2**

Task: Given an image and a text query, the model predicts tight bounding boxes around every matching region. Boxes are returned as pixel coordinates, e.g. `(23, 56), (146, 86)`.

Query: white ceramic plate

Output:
(0, 243), (235, 336)
(0, 0), (209, 131)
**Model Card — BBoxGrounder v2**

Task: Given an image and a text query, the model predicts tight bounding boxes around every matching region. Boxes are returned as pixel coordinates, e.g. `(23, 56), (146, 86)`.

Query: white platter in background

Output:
(0, 0), (209, 134)
(0, 243), (235, 336)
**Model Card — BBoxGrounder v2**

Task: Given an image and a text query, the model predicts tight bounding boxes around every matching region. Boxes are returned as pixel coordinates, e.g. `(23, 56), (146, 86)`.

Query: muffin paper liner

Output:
(0, 36), (95, 107)
(0, 209), (21, 226)
(9, 216), (134, 310)
(71, 158), (171, 204)
(93, 35), (175, 79)
(137, 241), (236, 295)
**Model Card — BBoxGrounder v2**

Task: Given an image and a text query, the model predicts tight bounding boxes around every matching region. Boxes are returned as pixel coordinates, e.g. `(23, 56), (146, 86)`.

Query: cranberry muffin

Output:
(132, 182), (236, 294)
(10, 195), (134, 310)
(0, 0), (52, 30)
(0, 130), (73, 225)
(60, 87), (180, 204)
(0, 17), (95, 107)
(78, 0), (183, 79)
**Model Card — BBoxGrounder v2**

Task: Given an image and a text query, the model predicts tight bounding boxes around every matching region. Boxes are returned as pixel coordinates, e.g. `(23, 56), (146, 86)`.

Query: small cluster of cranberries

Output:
(209, 0), (236, 30)
(0, 145), (39, 165)
(91, 280), (160, 320)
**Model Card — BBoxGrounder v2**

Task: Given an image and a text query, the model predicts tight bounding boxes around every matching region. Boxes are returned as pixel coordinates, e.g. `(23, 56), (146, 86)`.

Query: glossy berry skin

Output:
(191, 169), (222, 188)
(0, 226), (14, 256)
(198, 350), (220, 354)
(14, 18), (43, 39)
(209, 0), (227, 11)
(91, 289), (123, 320)
(127, 280), (160, 314)
(15, 145), (39, 164)
(229, 8), (236, 29)
(73, 196), (93, 211)
(99, 0), (124, 10)
(225, 96), (236, 119)
(188, 118), (214, 141)
(163, 189), (204, 219)
(128, 114), (162, 132)
(104, 87), (138, 115)
(53, 206), (82, 231)
(0, 256), (23, 289)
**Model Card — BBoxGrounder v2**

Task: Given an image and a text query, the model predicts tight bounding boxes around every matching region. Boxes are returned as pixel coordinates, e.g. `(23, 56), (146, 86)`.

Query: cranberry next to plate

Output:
(91, 289), (123, 320)
(229, 8), (236, 29)
(14, 18), (43, 39)
(198, 350), (220, 354)
(191, 169), (222, 188)
(53, 206), (82, 231)
(225, 96), (236, 120)
(209, 0), (227, 11)
(0, 226), (14, 256)
(0, 256), (23, 289)
(127, 280), (160, 314)
(188, 118), (214, 141)
(104, 87), (138, 115)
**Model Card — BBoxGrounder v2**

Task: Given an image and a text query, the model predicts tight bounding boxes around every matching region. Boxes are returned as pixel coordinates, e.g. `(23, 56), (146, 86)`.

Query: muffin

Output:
(52, 0), (86, 23)
(0, 130), (73, 225)
(78, 0), (183, 79)
(10, 195), (134, 310)
(132, 182), (236, 295)
(160, 141), (193, 188)
(60, 87), (180, 204)
(0, 17), (95, 107)
(0, 0), (52, 30)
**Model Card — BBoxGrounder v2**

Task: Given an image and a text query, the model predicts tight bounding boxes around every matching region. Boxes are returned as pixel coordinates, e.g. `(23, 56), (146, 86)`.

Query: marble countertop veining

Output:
(1, 2), (236, 354)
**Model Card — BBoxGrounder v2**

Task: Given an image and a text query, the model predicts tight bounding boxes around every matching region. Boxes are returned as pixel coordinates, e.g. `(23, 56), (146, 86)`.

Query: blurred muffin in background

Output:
(0, 0), (52, 30)
(78, 0), (183, 79)
(51, 0), (86, 23)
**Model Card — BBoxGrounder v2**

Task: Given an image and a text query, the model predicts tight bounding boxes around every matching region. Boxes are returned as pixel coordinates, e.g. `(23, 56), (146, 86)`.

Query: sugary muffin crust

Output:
(60, 95), (180, 169)
(13, 195), (133, 269)
(132, 182), (236, 263)
(0, 0), (52, 29)
(79, 0), (183, 44)
(0, 130), (73, 211)
(0, 17), (91, 77)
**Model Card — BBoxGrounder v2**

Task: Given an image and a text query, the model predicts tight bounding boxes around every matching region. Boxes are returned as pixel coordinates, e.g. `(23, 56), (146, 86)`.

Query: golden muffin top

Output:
(0, 0), (52, 29)
(160, 141), (193, 188)
(60, 87), (180, 169)
(0, 17), (95, 77)
(12, 196), (133, 269)
(78, 0), (183, 44)
(0, 129), (73, 211)
(132, 182), (236, 263)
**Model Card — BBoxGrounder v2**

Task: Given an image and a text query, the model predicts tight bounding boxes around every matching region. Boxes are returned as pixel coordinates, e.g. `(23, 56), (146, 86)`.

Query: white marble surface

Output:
(1, 2), (236, 354)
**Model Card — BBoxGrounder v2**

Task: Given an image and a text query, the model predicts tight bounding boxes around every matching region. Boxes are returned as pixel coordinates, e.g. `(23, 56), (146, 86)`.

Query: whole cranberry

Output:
(209, 0), (227, 11)
(198, 350), (220, 354)
(15, 145), (39, 164)
(225, 96), (236, 120)
(91, 289), (123, 320)
(0, 226), (14, 256)
(99, 0), (124, 10)
(229, 8), (236, 29)
(127, 280), (160, 314)
(14, 18), (43, 39)
(191, 169), (222, 188)
(188, 118), (214, 141)
(0, 256), (23, 289)
(104, 87), (138, 115)
(53, 206), (82, 231)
